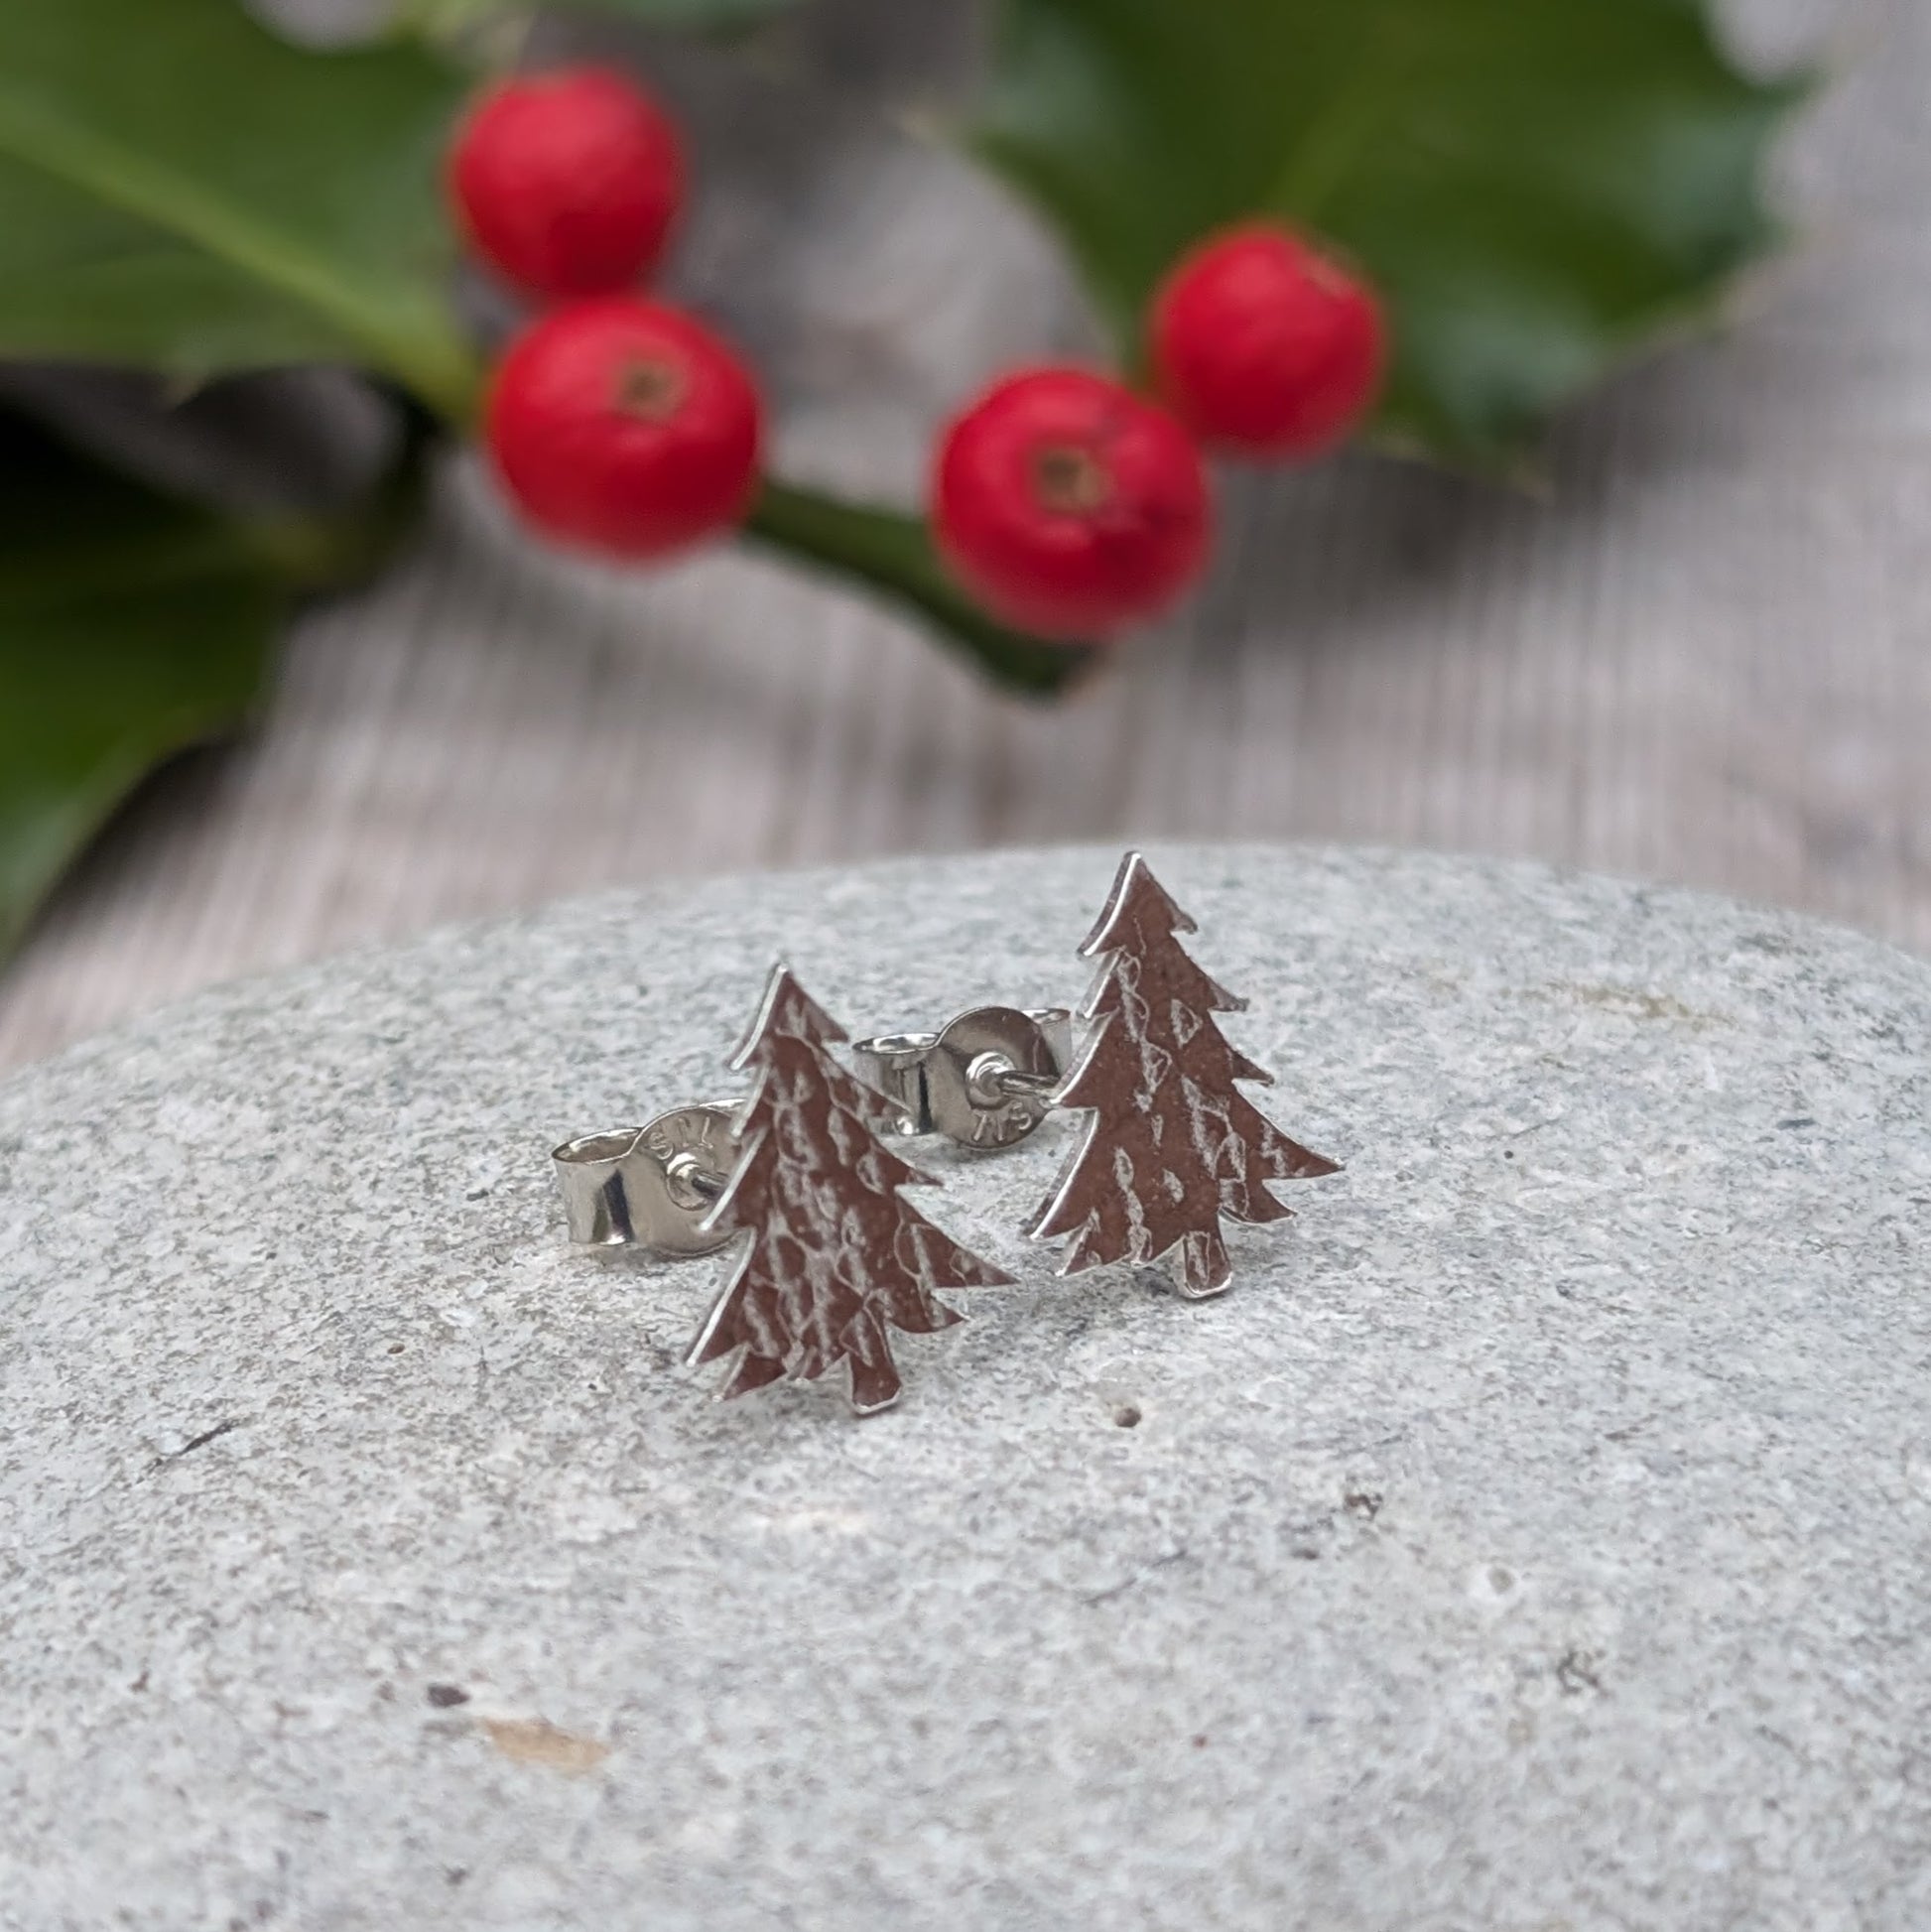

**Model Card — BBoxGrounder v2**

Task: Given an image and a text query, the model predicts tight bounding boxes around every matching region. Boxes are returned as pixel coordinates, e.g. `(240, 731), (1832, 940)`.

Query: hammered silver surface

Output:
(3, 844), (1931, 1930)
(1034, 853), (1340, 1297)
(687, 966), (1010, 1413)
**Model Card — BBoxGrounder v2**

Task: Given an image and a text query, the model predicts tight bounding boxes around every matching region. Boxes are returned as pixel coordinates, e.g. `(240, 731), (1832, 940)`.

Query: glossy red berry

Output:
(1151, 222), (1387, 460)
(451, 67), (684, 300)
(486, 297), (763, 561)
(932, 367), (1212, 640)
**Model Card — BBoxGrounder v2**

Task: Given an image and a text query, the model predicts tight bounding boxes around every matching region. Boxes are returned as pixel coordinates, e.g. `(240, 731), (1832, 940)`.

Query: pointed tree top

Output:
(729, 963), (847, 1071)
(1079, 851), (1198, 959)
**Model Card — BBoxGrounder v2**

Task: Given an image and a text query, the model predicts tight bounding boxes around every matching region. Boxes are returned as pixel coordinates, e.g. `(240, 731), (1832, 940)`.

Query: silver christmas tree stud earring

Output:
(1029, 851), (1342, 1299)
(687, 964), (1016, 1415)
(849, 1005), (1073, 1151)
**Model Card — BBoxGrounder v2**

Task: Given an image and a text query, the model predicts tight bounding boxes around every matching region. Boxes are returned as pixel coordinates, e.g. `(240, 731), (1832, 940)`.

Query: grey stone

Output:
(3, 844), (1930, 1930)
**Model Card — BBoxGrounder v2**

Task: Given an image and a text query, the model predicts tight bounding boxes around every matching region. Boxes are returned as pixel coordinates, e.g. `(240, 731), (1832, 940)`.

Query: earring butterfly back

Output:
(552, 1104), (741, 1255)
(850, 1005), (1072, 1151)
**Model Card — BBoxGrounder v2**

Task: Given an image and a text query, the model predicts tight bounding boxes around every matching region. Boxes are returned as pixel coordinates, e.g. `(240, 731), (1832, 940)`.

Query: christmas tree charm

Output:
(1031, 852), (1341, 1299)
(688, 965), (1015, 1415)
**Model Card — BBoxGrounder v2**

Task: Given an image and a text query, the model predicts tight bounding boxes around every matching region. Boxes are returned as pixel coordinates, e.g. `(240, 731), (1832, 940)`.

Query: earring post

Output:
(849, 1005), (1073, 1151)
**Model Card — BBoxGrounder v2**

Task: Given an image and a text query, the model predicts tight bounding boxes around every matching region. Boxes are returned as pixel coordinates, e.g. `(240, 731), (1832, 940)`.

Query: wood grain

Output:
(1, 0), (1918, 1074)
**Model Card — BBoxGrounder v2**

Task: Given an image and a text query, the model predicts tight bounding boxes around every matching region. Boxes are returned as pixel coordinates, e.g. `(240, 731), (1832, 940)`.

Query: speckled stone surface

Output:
(3, 845), (1930, 1931)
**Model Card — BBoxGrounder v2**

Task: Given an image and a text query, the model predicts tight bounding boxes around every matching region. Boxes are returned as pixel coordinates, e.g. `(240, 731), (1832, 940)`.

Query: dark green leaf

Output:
(745, 479), (1098, 698)
(0, 0), (479, 420)
(0, 406), (288, 959)
(969, 0), (1804, 467)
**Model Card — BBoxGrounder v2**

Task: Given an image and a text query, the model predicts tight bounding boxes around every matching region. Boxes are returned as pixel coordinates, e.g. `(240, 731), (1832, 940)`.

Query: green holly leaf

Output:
(0, 391), (437, 961)
(969, 0), (1805, 468)
(0, 406), (293, 957)
(0, 0), (479, 421)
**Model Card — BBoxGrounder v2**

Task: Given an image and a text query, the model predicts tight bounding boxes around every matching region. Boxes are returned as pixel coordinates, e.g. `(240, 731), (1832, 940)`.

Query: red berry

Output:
(451, 67), (684, 300)
(1150, 222), (1387, 460)
(486, 297), (763, 561)
(932, 367), (1212, 640)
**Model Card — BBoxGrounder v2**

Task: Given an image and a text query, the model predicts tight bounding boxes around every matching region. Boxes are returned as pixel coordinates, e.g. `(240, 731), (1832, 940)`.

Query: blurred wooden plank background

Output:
(1, 0), (1922, 1073)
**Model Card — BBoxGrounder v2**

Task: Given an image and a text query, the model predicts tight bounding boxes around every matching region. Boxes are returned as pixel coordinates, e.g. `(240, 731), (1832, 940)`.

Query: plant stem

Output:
(743, 478), (1098, 698)
(407, 365), (1094, 697)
